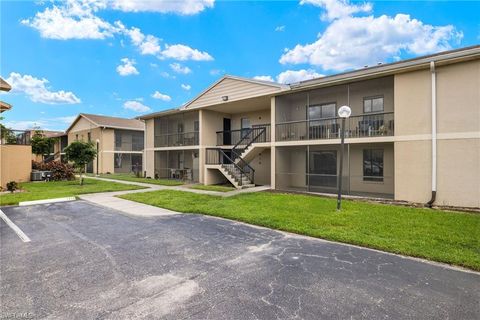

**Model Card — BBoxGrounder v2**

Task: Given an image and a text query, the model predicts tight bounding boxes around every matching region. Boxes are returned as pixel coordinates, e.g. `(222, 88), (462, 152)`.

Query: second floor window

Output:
(309, 103), (336, 120)
(87, 132), (91, 142)
(364, 96), (384, 113)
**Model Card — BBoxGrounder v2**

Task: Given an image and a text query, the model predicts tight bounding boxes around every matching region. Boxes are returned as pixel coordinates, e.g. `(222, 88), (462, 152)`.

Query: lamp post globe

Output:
(338, 105), (352, 118)
(337, 105), (351, 210)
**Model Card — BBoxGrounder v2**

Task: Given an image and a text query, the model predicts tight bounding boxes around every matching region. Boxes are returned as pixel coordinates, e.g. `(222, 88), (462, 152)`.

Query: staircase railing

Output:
(230, 126), (267, 162)
(43, 151), (61, 163)
(205, 148), (255, 186)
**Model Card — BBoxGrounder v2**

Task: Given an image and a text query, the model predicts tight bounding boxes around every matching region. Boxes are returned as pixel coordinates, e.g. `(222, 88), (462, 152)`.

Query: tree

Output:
(64, 141), (97, 185)
(31, 130), (55, 161)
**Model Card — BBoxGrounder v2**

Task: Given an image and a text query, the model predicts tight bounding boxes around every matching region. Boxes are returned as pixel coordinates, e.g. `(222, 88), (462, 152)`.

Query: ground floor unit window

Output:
(114, 153), (143, 174)
(275, 143), (393, 198)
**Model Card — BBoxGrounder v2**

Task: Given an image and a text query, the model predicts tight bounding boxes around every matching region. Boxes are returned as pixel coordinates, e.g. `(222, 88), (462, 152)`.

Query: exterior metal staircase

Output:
(206, 125), (268, 189)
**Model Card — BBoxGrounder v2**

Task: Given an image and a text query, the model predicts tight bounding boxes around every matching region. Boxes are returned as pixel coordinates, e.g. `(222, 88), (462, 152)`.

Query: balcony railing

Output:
(216, 123), (271, 146)
(276, 112), (394, 142)
(154, 131), (199, 147)
(0, 129), (30, 145)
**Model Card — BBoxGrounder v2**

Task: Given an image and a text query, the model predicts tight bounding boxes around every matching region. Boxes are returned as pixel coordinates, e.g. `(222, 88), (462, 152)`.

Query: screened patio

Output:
(154, 150), (199, 182)
(275, 143), (394, 198)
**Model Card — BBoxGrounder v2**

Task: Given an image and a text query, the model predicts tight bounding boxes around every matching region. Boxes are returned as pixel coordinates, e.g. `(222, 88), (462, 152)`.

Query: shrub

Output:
(6, 181), (18, 193)
(45, 161), (75, 181)
(32, 160), (75, 181)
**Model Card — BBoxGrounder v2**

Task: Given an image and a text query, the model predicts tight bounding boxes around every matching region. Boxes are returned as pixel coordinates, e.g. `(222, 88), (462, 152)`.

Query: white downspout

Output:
(427, 61), (437, 207)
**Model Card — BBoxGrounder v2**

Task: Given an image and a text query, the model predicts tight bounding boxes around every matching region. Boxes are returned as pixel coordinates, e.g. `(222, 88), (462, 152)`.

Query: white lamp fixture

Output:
(338, 105), (352, 118)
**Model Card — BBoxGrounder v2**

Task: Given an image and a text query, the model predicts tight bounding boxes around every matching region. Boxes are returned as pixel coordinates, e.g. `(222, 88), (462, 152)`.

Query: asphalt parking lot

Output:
(1, 200), (479, 319)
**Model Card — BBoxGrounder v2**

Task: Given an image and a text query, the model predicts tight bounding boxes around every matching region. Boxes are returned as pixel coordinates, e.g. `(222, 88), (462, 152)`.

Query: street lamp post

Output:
(337, 106), (351, 211)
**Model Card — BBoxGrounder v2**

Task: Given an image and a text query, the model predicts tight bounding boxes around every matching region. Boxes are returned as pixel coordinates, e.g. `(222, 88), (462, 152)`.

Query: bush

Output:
(6, 181), (18, 193)
(31, 160), (75, 181)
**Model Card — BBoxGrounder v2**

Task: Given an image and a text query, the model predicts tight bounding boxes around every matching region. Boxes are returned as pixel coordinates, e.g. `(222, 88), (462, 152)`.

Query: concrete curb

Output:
(19, 197), (76, 207)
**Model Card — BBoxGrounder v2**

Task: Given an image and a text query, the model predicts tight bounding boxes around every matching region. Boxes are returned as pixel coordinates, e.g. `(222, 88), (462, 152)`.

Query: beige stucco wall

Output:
(0, 145), (32, 188)
(349, 143), (394, 196)
(231, 109), (271, 129)
(394, 59), (480, 207)
(249, 148), (271, 185)
(67, 124), (115, 174)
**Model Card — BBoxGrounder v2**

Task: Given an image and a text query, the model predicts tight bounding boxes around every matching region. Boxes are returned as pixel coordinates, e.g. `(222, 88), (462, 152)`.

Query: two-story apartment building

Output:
(66, 114), (145, 174)
(142, 46), (480, 208)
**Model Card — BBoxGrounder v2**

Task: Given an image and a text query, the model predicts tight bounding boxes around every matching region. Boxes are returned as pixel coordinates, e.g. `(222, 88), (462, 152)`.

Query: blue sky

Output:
(1, 0), (479, 131)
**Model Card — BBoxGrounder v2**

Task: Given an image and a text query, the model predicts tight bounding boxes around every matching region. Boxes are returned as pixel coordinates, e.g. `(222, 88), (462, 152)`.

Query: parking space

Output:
(1, 200), (479, 319)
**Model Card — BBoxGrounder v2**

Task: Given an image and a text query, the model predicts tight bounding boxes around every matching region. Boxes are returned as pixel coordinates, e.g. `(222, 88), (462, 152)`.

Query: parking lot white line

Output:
(0, 209), (31, 243)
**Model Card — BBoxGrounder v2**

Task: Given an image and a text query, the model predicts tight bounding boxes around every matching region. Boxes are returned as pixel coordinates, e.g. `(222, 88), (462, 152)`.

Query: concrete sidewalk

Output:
(79, 176), (270, 217)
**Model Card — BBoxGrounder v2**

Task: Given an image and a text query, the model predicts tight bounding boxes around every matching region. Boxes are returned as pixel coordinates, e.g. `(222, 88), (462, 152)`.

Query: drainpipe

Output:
(426, 61), (437, 207)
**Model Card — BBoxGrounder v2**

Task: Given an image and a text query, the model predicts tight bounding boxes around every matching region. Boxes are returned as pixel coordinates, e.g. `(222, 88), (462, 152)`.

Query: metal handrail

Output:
(219, 149), (254, 186)
(276, 112), (393, 125)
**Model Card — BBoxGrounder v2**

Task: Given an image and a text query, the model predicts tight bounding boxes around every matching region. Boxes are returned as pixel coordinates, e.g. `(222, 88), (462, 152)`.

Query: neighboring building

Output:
(142, 46), (480, 208)
(28, 130), (68, 162)
(66, 114), (145, 174)
(0, 77), (32, 188)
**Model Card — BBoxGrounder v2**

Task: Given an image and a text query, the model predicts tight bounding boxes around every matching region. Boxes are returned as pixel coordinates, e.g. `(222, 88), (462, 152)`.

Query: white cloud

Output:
(3, 115), (77, 130)
(170, 63), (192, 74)
(209, 69), (222, 76)
(160, 44), (213, 61)
(111, 0), (215, 15)
(254, 70), (323, 84)
(276, 69), (324, 84)
(181, 84), (191, 90)
(281, 1), (463, 71)
(2, 120), (48, 130)
(151, 91), (172, 101)
(123, 100), (151, 112)
(124, 26), (161, 55)
(253, 75), (275, 82)
(5, 72), (81, 104)
(21, 0), (117, 40)
(54, 115), (77, 124)
(275, 25), (285, 32)
(301, 0), (372, 21)
(116, 58), (139, 76)
(23, 0), (214, 39)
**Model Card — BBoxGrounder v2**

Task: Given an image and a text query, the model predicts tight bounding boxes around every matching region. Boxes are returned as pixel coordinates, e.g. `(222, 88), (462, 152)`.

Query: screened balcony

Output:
(154, 111), (199, 147)
(0, 129), (30, 145)
(114, 129), (144, 151)
(275, 76), (394, 142)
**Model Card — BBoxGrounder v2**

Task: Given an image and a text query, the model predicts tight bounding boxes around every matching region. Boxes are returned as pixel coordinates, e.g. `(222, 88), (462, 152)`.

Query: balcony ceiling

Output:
(204, 95), (271, 114)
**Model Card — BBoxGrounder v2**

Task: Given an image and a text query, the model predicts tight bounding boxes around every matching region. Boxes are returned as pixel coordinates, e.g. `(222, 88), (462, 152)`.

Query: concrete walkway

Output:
(78, 176), (269, 217)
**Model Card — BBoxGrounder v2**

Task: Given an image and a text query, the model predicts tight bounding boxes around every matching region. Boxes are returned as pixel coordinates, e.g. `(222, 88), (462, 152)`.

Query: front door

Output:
(223, 118), (231, 145)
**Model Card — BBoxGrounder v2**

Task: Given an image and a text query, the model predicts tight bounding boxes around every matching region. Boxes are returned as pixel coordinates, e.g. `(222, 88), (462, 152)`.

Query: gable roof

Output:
(0, 101), (12, 113)
(0, 77), (11, 92)
(182, 75), (289, 110)
(66, 113), (145, 133)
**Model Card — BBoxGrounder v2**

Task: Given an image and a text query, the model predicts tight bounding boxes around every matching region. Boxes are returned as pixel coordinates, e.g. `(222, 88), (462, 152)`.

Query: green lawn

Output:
(188, 184), (235, 192)
(90, 173), (184, 186)
(0, 179), (145, 206)
(120, 190), (480, 271)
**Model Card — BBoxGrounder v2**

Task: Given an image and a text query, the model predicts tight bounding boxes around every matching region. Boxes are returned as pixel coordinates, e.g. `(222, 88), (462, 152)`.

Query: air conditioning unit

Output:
(31, 171), (43, 181)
